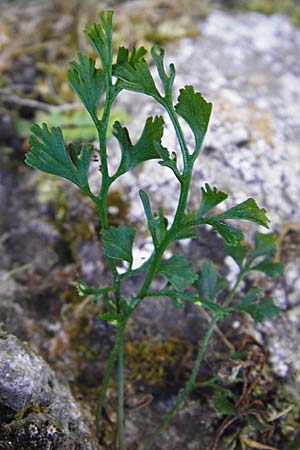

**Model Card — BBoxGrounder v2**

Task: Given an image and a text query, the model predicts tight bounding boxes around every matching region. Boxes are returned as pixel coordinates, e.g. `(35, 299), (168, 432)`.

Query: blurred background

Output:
(1, 1), (300, 449)
(1, 0), (300, 147)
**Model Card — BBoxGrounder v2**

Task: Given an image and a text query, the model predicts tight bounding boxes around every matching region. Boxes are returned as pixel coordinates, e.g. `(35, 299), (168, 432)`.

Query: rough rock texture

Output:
(0, 330), (100, 450)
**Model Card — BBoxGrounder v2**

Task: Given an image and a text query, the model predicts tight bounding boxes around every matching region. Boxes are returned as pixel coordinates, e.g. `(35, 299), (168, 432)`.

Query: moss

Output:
(278, 225), (300, 264)
(125, 337), (188, 388)
(144, 20), (198, 45)
(15, 403), (49, 421)
(35, 175), (69, 222)
(106, 190), (130, 226)
(275, 383), (300, 445)
(224, 0), (300, 26)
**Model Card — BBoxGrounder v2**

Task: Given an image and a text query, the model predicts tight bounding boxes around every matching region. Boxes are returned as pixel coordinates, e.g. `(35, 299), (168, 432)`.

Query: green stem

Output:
(117, 334), (125, 450)
(137, 175), (191, 300)
(135, 101), (192, 296)
(142, 315), (219, 450)
(165, 102), (190, 167)
(223, 268), (247, 308)
(94, 73), (126, 447)
(141, 260), (248, 449)
(94, 76), (123, 310)
(96, 321), (126, 439)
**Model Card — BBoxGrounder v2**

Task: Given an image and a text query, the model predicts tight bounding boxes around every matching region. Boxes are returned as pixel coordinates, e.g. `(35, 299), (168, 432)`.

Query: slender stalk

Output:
(133, 172), (192, 305)
(133, 105), (194, 305)
(142, 315), (219, 450)
(223, 268), (247, 308)
(96, 321), (126, 439)
(117, 335), (125, 450)
(141, 264), (249, 449)
(94, 70), (127, 447)
(165, 102), (190, 167)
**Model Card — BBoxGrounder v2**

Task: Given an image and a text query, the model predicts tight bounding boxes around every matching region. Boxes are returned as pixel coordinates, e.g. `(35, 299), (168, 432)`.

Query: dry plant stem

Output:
(210, 410), (265, 450)
(201, 308), (235, 351)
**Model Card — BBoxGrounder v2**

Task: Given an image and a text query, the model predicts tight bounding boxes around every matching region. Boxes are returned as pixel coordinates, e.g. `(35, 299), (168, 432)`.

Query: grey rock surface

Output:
(0, 330), (99, 450)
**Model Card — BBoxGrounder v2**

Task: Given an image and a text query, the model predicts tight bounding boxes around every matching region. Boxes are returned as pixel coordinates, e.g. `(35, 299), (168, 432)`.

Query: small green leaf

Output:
(115, 46), (147, 68)
(158, 255), (197, 292)
(139, 189), (157, 244)
(225, 243), (249, 269)
(197, 183), (228, 217)
(158, 158), (182, 181)
(26, 124), (93, 194)
(34, 107), (129, 142)
(99, 312), (124, 325)
(213, 198), (270, 228)
(251, 258), (284, 277)
(159, 291), (229, 316)
(169, 297), (185, 308)
(195, 261), (228, 302)
(199, 300), (229, 316)
(76, 280), (110, 303)
(252, 231), (278, 259)
(234, 288), (281, 322)
(205, 220), (244, 246)
(84, 11), (113, 69)
(140, 190), (194, 245)
(77, 279), (95, 296)
(151, 46), (175, 94)
(247, 415), (267, 432)
(113, 116), (168, 176)
(154, 207), (169, 244)
(175, 85), (212, 148)
(172, 227), (197, 241)
(161, 291), (185, 308)
(67, 143), (93, 190)
(156, 146), (182, 181)
(244, 298), (281, 322)
(102, 294), (117, 313)
(128, 296), (140, 312)
(67, 53), (105, 117)
(114, 53), (161, 100)
(102, 224), (135, 265)
(239, 287), (261, 306)
(212, 391), (236, 415)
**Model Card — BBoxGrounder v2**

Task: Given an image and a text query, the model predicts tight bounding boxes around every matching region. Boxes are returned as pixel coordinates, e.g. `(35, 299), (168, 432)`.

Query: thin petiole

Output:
(117, 334), (125, 450)
(96, 322), (126, 440)
(142, 265), (249, 449)
(142, 315), (219, 450)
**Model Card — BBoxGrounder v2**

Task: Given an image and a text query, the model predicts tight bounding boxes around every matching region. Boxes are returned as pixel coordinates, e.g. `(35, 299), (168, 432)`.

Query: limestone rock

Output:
(0, 330), (99, 450)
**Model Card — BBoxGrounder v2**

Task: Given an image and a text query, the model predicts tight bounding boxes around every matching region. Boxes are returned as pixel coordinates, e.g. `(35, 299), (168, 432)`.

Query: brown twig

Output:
(0, 89), (81, 112)
(210, 409), (266, 450)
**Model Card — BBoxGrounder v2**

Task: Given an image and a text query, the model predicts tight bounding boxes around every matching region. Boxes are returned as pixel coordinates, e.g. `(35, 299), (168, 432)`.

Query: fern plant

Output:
(25, 11), (283, 450)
